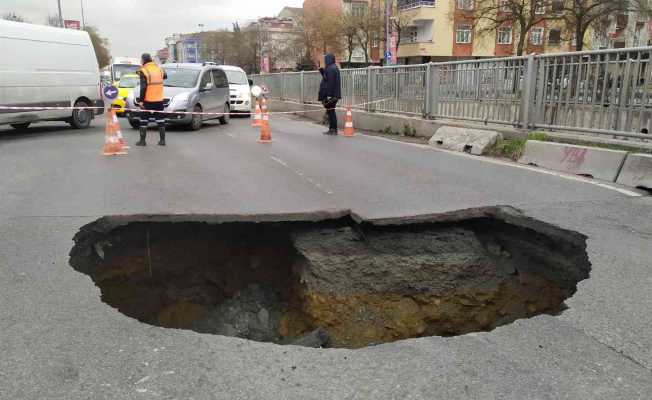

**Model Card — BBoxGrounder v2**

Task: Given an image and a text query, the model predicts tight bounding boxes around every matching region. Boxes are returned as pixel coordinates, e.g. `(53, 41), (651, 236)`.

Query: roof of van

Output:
(217, 65), (246, 72)
(0, 20), (91, 46)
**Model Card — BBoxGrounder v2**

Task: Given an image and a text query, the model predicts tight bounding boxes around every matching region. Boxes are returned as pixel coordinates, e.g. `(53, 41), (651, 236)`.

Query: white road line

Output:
(270, 155), (333, 195)
(364, 135), (643, 198)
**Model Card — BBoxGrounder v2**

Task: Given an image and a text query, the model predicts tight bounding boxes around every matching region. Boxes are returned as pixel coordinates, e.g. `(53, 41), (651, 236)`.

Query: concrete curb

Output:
(616, 153), (652, 190)
(518, 141), (628, 182)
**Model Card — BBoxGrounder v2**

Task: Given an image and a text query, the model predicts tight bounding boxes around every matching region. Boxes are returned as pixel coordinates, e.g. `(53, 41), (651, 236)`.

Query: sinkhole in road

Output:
(69, 209), (591, 349)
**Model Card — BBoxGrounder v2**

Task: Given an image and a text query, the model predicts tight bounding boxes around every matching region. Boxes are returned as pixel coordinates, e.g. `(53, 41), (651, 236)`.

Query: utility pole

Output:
(385, 0), (392, 65)
(57, 0), (64, 27)
(80, 0), (86, 29)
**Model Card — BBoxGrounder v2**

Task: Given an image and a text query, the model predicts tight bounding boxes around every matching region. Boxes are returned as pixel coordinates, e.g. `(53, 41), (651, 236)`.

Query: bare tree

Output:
(557, 0), (628, 51)
(47, 15), (62, 27)
(2, 12), (27, 22)
(391, 12), (412, 59)
(84, 26), (111, 68)
(472, 0), (560, 55)
(356, 6), (385, 63)
(342, 12), (360, 64)
(303, 1), (343, 65)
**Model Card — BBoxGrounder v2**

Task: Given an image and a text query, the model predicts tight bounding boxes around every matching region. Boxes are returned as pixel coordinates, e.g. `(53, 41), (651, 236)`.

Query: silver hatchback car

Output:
(126, 63), (230, 130)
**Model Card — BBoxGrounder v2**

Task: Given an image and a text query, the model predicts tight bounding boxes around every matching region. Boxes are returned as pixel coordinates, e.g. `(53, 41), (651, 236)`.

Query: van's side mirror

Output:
(248, 79), (254, 87)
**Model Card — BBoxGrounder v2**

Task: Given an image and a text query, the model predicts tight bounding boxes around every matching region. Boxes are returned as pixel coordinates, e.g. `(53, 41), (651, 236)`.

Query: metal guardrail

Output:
(253, 47), (652, 140)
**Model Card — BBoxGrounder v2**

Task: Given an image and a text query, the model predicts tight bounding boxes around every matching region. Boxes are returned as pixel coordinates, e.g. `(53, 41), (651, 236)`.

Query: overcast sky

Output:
(1, 0), (304, 56)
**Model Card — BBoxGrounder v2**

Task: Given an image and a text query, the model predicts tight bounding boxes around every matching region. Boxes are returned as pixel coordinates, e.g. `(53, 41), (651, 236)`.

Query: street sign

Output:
(64, 20), (81, 30)
(103, 85), (119, 100)
(385, 51), (392, 60)
(261, 85), (269, 94)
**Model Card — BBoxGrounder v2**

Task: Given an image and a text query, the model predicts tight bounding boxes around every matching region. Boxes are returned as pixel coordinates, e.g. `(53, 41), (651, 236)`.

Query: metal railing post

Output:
(367, 66), (377, 112)
(300, 71), (305, 104)
(520, 54), (537, 129)
(429, 64), (440, 119)
(281, 73), (286, 101)
(424, 63), (432, 118)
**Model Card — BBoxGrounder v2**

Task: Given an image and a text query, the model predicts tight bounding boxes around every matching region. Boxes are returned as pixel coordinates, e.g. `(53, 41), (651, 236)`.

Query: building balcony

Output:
(398, 41), (443, 58)
(398, 0), (436, 11)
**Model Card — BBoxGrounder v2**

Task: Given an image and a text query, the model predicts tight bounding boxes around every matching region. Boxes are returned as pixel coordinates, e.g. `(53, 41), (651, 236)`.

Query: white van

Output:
(0, 20), (103, 130)
(217, 65), (252, 115)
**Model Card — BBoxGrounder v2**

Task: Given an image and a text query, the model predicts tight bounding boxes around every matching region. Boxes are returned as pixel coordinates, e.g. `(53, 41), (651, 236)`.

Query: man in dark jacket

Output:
(321, 54), (341, 135)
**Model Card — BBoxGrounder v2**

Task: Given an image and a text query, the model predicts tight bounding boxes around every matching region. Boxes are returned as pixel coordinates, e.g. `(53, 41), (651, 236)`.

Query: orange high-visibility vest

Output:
(140, 62), (165, 102)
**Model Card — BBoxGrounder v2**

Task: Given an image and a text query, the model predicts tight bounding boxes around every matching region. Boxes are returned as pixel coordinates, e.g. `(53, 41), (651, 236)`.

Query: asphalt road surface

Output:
(1, 114), (651, 399)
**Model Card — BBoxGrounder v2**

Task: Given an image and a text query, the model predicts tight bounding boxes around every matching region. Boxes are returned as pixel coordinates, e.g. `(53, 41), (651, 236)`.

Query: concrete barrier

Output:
(616, 153), (652, 189)
(265, 99), (526, 140)
(429, 126), (502, 155)
(518, 141), (628, 182)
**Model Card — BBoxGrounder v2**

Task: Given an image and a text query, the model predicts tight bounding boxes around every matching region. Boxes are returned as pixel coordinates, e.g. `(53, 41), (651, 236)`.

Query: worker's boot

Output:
(136, 128), (147, 146)
(158, 125), (166, 146)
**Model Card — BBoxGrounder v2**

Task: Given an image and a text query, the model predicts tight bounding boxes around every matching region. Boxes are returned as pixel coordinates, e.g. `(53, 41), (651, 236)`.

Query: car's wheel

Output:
(10, 123), (31, 130)
(190, 104), (203, 131)
(219, 103), (230, 125)
(128, 118), (140, 129)
(69, 99), (93, 129)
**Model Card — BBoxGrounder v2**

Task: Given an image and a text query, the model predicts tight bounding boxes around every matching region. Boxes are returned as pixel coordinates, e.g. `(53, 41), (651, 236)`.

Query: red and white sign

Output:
(64, 20), (81, 30)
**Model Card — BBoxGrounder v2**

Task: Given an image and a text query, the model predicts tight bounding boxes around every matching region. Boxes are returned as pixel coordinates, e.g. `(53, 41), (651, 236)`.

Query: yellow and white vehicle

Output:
(111, 73), (139, 116)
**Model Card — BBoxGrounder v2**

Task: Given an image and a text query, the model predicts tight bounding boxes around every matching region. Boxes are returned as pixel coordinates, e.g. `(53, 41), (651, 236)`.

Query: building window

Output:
(497, 26), (512, 44)
(552, 0), (564, 15)
(456, 24), (472, 43)
(500, 0), (511, 12)
(457, 0), (474, 10)
(352, 3), (367, 17)
(372, 33), (380, 48)
(548, 29), (561, 45)
(530, 27), (544, 45)
(616, 14), (628, 30)
(402, 27), (418, 43)
(534, 0), (545, 14)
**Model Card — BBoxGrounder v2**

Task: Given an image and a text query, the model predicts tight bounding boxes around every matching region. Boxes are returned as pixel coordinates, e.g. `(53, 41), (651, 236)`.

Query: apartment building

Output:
(395, 0), (621, 64)
(251, 7), (304, 73)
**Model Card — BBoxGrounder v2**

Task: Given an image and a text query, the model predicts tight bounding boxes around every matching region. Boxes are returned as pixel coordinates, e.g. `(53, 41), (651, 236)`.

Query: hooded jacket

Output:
(323, 53), (341, 100)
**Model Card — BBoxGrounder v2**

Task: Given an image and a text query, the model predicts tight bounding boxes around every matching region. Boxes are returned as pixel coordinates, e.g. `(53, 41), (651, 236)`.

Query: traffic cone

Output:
(259, 105), (273, 143)
(103, 109), (127, 156)
(252, 99), (263, 127)
(111, 109), (130, 149)
(342, 107), (356, 137)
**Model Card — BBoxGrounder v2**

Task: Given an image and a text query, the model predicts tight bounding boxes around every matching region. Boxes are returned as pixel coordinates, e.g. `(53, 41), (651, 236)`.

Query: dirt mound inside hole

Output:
(69, 208), (591, 349)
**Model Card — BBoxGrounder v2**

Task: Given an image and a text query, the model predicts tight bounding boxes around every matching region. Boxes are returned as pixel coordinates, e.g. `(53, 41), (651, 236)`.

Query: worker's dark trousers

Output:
(139, 101), (166, 129)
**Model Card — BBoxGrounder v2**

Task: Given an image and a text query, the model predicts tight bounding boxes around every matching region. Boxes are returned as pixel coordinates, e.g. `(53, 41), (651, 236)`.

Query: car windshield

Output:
(118, 76), (139, 88)
(113, 64), (140, 81)
(163, 68), (200, 88)
(224, 70), (248, 85)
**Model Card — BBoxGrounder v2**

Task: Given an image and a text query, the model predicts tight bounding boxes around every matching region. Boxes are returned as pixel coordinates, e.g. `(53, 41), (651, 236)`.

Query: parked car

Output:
(126, 63), (230, 130)
(0, 20), (104, 130)
(218, 65), (252, 115)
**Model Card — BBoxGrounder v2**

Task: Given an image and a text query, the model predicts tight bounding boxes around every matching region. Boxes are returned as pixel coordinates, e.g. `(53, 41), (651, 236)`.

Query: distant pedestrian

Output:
(320, 54), (341, 135)
(135, 53), (167, 146)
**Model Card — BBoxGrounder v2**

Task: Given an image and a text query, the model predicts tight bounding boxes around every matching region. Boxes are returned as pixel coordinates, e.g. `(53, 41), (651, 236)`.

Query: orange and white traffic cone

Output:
(342, 107), (356, 137)
(103, 109), (127, 156)
(259, 106), (273, 143)
(251, 99), (263, 127)
(111, 109), (130, 149)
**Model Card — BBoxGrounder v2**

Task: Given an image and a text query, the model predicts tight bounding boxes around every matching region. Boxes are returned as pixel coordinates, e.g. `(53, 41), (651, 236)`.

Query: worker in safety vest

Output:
(135, 53), (168, 146)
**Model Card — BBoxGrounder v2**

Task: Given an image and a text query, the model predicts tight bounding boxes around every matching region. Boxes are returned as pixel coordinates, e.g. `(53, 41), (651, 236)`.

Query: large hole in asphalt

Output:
(69, 208), (591, 349)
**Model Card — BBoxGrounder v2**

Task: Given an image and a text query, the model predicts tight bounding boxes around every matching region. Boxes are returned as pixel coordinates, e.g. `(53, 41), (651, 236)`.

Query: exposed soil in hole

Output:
(69, 208), (591, 349)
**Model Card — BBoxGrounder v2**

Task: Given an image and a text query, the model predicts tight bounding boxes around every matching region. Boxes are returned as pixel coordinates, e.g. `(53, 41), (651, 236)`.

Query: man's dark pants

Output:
(324, 98), (338, 130)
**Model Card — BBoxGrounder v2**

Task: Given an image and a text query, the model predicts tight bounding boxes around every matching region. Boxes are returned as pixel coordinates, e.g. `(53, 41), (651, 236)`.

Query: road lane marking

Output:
(270, 155), (333, 195)
(364, 135), (643, 198)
